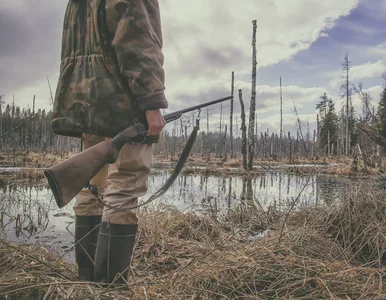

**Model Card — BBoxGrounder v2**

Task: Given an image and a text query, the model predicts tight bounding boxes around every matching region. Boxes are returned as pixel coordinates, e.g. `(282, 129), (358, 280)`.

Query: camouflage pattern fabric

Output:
(51, 0), (168, 143)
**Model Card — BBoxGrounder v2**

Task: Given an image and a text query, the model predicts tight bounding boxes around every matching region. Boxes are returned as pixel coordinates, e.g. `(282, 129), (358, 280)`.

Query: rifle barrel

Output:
(163, 95), (233, 121)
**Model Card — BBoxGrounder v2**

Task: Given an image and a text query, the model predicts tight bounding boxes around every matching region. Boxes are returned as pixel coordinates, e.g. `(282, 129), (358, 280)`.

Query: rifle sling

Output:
(88, 122), (199, 210)
(131, 123), (199, 209)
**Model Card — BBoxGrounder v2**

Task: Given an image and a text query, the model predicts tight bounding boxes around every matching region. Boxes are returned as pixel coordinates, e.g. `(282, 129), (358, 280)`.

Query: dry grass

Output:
(222, 158), (242, 168)
(1, 189), (386, 299)
(13, 168), (46, 181)
(2, 151), (382, 180)
(285, 162), (382, 177)
(0, 151), (72, 168)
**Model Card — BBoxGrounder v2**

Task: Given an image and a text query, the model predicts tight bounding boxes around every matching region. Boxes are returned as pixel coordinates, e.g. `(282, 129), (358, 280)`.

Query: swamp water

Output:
(0, 168), (377, 262)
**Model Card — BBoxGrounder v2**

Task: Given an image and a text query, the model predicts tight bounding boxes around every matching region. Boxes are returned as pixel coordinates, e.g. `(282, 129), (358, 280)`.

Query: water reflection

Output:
(147, 170), (360, 213)
(0, 181), (75, 260)
(0, 170), (376, 261)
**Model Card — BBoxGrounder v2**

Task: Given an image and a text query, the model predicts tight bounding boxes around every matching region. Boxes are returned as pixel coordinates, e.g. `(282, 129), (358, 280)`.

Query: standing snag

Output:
(239, 89), (248, 171)
(247, 20), (258, 171)
(230, 71), (235, 158)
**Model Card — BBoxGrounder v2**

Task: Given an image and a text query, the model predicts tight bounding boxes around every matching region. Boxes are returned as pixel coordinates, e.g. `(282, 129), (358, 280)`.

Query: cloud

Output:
(256, 113), (318, 135)
(363, 43), (386, 60)
(163, 0), (360, 73)
(351, 60), (386, 80)
(0, 0), (361, 114)
(160, 0), (361, 114)
(329, 60), (386, 88)
(258, 85), (327, 112)
(0, 1), (66, 103)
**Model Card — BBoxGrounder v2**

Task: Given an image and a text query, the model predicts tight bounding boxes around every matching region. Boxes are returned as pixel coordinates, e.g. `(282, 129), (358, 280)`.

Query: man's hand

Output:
(146, 109), (166, 136)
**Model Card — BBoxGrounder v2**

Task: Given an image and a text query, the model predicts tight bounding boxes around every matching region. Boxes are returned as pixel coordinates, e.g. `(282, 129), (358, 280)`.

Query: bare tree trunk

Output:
(288, 132), (292, 163)
(219, 104), (223, 134)
(261, 132), (265, 158)
(340, 52), (351, 155)
(280, 77), (283, 158)
(222, 125), (228, 162)
(255, 117), (258, 156)
(239, 89), (247, 170)
(235, 116), (239, 155)
(292, 98), (307, 157)
(217, 103), (223, 157)
(230, 71), (234, 158)
(206, 107), (210, 159)
(32, 95), (35, 151)
(312, 129), (316, 158)
(11, 97), (15, 150)
(341, 126), (344, 156)
(0, 96), (3, 150)
(316, 114), (320, 157)
(346, 57), (349, 155)
(172, 123), (176, 158)
(47, 75), (54, 106)
(247, 20), (258, 171)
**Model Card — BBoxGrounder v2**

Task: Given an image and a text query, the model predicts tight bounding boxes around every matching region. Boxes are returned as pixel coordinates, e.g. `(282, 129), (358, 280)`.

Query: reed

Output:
(1, 188), (386, 299)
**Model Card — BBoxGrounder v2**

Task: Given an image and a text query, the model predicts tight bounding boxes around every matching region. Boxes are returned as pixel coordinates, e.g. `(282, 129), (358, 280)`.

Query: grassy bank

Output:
(1, 187), (386, 299)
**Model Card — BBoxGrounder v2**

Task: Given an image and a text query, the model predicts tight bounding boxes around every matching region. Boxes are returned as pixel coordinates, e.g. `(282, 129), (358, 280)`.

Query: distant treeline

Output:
(0, 88), (385, 162)
(0, 100), (317, 160)
(0, 103), (79, 153)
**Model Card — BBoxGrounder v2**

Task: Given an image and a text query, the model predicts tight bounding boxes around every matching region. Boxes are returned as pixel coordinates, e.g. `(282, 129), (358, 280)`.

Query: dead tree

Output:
(47, 75), (54, 106)
(230, 71), (235, 158)
(206, 107), (210, 159)
(222, 125), (228, 162)
(316, 114), (320, 157)
(357, 122), (386, 148)
(220, 104), (223, 134)
(247, 20), (258, 171)
(280, 77), (283, 157)
(340, 52), (352, 155)
(217, 103), (223, 157)
(0, 95), (3, 149)
(239, 89), (248, 170)
(32, 95), (35, 150)
(312, 129), (316, 158)
(292, 97), (307, 156)
(288, 132), (292, 163)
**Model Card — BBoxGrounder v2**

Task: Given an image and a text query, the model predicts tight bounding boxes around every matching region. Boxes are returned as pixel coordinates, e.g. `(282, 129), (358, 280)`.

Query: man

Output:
(51, 0), (167, 284)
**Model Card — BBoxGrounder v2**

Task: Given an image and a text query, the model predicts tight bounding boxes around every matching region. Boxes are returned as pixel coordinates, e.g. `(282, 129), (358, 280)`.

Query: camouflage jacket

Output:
(51, 0), (168, 143)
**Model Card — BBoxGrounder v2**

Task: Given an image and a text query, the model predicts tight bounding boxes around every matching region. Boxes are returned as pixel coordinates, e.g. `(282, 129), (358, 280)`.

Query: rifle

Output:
(44, 96), (232, 209)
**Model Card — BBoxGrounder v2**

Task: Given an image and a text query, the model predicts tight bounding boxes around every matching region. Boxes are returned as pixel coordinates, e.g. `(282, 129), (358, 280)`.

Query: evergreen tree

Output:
(377, 86), (386, 138)
(316, 94), (339, 154)
(316, 92), (329, 119)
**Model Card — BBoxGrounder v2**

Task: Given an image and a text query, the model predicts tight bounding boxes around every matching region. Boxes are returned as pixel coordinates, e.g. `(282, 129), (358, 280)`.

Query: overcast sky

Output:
(1, 0), (386, 135)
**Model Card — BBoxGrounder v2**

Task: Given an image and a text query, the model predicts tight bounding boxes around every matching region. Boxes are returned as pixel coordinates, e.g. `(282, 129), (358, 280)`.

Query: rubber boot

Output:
(94, 222), (138, 284)
(74, 215), (102, 281)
